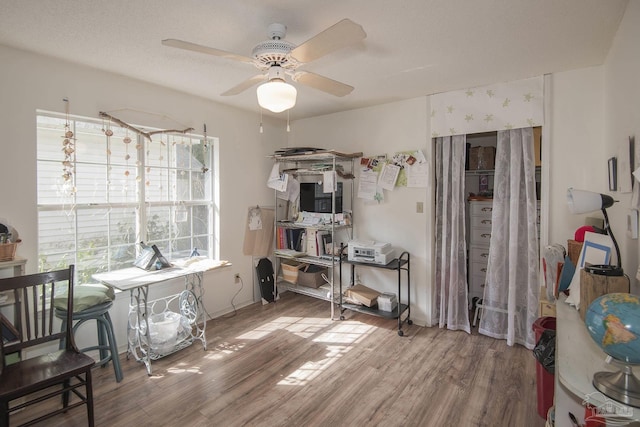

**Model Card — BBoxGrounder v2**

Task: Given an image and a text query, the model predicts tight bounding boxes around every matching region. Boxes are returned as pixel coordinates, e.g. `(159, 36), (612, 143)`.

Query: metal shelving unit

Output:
(271, 151), (360, 319)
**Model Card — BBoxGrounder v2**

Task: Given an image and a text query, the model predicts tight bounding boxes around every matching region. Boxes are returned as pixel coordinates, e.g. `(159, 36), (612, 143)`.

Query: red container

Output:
(532, 316), (556, 419)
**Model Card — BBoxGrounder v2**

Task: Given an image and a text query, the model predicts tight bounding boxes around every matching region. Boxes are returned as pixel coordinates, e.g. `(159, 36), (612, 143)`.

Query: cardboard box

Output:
(297, 265), (328, 289)
(468, 146), (496, 170)
(567, 240), (583, 267)
(281, 260), (303, 284)
(539, 299), (556, 317)
(345, 284), (381, 307)
(579, 269), (630, 320)
(538, 286), (556, 317)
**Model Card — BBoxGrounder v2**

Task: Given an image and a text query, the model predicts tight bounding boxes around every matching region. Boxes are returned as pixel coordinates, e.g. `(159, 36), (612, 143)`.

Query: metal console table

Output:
(93, 259), (230, 375)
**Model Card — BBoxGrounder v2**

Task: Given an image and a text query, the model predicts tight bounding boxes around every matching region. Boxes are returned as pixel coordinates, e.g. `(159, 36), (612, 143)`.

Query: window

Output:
(36, 113), (217, 283)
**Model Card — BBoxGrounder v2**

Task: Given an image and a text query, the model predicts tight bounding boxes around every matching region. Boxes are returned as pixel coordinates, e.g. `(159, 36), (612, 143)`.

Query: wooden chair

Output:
(0, 265), (95, 427)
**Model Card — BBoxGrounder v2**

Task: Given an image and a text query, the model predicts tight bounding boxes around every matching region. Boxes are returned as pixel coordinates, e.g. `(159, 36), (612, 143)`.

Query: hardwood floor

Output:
(13, 292), (545, 427)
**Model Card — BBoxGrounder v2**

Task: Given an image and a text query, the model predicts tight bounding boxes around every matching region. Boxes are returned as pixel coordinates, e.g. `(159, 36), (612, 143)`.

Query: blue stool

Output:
(54, 287), (123, 383)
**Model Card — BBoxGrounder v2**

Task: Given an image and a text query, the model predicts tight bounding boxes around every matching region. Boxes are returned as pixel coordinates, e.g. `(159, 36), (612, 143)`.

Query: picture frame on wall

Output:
(609, 157), (618, 191)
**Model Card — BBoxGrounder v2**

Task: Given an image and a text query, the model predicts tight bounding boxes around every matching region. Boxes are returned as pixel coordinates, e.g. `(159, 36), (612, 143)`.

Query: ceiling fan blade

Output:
(162, 39), (254, 64)
(292, 71), (354, 97)
(290, 19), (366, 64)
(221, 74), (268, 96)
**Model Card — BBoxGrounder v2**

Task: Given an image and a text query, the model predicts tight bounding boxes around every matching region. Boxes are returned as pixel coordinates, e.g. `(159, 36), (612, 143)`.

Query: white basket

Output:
(149, 312), (181, 344)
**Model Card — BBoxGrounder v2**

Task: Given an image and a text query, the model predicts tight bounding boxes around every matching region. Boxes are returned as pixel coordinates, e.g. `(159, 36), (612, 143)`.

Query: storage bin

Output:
(149, 311), (181, 344)
(297, 265), (328, 288)
(281, 260), (303, 284)
(578, 269), (629, 321)
(0, 242), (18, 261)
(378, 293), (398, 312)
(468, 146), (496, 170)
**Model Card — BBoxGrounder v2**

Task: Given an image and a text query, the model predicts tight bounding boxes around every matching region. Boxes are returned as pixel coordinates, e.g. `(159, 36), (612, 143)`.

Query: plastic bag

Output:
(533, 329), (556, 374)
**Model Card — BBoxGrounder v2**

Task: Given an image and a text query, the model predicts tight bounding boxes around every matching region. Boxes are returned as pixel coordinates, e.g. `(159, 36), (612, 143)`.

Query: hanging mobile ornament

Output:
(145, 136), (152, 187)
(180, 136), (188, 176)
(104, 117), (113, 137)
(203, 123), (208, 150)
(61, 98), (75, 183)
(104, 118), (113, 162)
(158, 134), (165, 198)
(201, 125), (209, 174)
(123, 129), (131, 177)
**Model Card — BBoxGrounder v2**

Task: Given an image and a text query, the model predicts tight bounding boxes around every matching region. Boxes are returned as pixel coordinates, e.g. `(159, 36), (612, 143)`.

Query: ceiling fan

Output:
(162, 19), (366, 112)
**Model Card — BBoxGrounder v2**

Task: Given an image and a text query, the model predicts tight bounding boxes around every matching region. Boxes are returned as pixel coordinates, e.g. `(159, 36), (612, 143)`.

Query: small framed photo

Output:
(608, 157), (618, 191)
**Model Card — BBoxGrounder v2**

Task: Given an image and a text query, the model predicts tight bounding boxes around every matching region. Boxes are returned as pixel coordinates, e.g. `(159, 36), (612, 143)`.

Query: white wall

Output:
(547, 1), (640, 295)
(0, 44), (284, 352)
(604, 0), (640, 294)
(290, 97), (434, 325)
(546, 67), (607, 248)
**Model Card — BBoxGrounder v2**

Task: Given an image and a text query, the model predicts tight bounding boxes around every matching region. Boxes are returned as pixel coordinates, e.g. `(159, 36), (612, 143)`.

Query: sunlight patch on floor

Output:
(186, 316), (378, 385)
(312, 321), (376, 344)
(236, 316), (333, 340)
(276, 319), (377, 386)
(278, 344), (352, 386)
(235, 316), (301, 339)
(204, 341), (246, 360)
(166, 361), (203, 374)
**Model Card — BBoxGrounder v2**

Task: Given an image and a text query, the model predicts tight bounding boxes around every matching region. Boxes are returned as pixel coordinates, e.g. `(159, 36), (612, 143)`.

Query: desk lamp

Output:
(566, 188), (623, 276)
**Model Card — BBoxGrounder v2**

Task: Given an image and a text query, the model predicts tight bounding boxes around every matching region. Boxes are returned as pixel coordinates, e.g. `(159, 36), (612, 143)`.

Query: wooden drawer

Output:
(470, 201), (493, 217)
(470, 247), (490, 264)
(470, 261), (488, 278)
(470, 228), (492, 246)
(469, 274), (487, 298)
(470, 215), (492, 228)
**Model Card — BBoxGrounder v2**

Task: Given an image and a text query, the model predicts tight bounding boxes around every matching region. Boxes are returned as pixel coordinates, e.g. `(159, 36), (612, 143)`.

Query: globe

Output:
(585, 293), (640, 364)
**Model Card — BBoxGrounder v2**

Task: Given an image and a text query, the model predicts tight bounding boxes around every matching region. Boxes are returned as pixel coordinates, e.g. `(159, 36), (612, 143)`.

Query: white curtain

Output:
(434, 135), (470, 333)
(478, 128), (539, 349)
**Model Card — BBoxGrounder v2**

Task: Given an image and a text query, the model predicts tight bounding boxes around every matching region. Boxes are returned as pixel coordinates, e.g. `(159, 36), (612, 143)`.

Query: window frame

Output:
(36, 111), (218, 282)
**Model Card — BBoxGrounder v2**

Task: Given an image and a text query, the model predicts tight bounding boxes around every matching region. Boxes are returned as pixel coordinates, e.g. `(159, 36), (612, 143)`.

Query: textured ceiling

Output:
(0, 0), (629, 119)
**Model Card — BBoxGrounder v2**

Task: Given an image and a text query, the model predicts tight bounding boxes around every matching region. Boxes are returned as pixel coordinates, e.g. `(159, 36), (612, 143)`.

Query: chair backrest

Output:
(0, 265), (77, 370)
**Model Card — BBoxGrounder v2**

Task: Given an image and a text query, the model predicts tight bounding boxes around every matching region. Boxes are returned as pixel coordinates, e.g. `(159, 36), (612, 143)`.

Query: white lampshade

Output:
(566, 188), (614, 214)
(257, 80), (297, 113)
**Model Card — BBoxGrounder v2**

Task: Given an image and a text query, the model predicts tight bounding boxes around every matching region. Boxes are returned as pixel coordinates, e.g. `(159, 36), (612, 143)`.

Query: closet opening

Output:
(434, 127), (542, 349)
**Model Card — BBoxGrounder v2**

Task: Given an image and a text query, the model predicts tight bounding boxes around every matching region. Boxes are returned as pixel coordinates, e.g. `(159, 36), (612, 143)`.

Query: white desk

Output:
(93, 259), (230, 375)
(556, 295), (639, 424)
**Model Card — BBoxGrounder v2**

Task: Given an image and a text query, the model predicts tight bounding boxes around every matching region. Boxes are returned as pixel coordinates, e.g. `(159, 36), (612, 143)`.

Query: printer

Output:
(347, 240), (395, 265)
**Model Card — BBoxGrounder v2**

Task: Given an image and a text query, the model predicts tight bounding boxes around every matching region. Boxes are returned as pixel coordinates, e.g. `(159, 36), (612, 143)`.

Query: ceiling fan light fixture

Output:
(257, 79), (297, 113)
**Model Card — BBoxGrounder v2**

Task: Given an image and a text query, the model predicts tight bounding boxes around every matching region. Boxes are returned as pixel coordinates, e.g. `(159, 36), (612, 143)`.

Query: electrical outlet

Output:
(234, 273), (240, 283)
